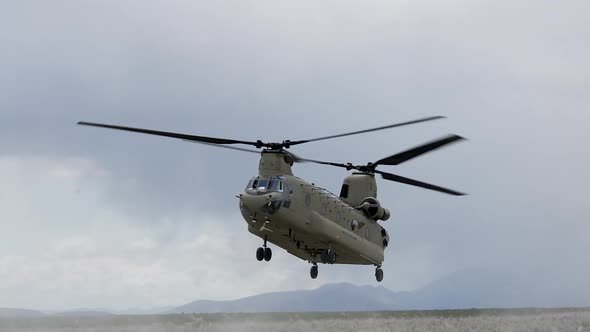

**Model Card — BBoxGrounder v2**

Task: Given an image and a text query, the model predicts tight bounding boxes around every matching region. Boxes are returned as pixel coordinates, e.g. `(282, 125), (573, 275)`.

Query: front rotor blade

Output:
(288, 116), (445, 146)
(290, 153), (350, 169)
(185, 141), (261, 154)
(376, 170), (465, 196)
(77, 122), (260, 147)
(374, 134), (465, 166)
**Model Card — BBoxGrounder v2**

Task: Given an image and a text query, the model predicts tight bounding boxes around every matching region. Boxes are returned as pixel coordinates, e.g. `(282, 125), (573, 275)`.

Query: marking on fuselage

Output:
(259, 224), (274, 233)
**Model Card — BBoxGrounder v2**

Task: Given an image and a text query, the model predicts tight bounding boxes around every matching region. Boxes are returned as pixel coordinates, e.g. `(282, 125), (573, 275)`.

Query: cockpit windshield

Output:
(245, 177), (284, 193)
(257, 179), (269, 190)
(267, 179), (282, 191)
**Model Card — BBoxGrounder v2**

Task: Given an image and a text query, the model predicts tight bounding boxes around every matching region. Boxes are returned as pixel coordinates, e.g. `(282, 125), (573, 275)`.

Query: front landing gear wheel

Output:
(264, 247), (272, 261)
(310, 265), (318, 279)
(256, 247), (264, 261)
(375, 268), (384, 282)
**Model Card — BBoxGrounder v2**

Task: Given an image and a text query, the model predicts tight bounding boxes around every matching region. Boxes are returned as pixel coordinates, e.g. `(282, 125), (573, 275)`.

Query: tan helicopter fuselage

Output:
(239, 151), (389, 266)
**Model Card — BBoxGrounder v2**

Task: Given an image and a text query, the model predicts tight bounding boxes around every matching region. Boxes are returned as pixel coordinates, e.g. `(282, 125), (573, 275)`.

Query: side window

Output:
(280, 180), (291, 208)
(340, 184), (349, 198)
(245, 178), (258, 190)
(283, 182), (291, 194)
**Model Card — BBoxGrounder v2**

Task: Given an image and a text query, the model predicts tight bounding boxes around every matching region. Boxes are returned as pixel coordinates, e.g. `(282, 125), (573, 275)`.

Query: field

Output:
(1, 308), (589, 332)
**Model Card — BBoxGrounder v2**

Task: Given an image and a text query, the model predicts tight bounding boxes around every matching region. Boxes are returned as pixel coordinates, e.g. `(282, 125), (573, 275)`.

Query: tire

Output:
(320, 250), (329, 264)
(264, 247), (272, 261)
(375, 268), (384, 282)
(328, 250), (336, 264)
(310, 266), (318, 279)
(256, 247), (264, 261)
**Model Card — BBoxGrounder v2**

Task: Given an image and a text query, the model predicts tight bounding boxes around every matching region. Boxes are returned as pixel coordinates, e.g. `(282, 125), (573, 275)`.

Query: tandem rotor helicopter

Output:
(78, 116), (465, 282)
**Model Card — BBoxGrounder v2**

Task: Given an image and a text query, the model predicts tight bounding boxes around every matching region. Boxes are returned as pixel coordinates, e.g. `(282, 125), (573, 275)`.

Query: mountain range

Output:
(173, 283), (401, 313)
(2, 268), (589, 317)
(172, 268), (590, 313)
(0, 308), (45, 318)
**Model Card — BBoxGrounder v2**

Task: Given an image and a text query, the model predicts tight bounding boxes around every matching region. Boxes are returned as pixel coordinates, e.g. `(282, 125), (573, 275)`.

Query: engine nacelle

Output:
(358, 197), (390, 221)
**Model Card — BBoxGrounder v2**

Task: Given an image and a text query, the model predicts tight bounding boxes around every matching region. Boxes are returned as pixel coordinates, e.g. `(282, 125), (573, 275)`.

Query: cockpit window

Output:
(267, 179), (283, 192)
(245, 177), (285, 192)
(257, 179), (269, 190)
(245, 178), (258, 190)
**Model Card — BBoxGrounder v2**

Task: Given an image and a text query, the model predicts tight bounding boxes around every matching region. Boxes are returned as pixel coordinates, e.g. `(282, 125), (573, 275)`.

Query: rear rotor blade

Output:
(77, 122), (260, 147)
(376, 170), (465, 196)
(288, 116), (445, 146)
(374, 134), (465, 166)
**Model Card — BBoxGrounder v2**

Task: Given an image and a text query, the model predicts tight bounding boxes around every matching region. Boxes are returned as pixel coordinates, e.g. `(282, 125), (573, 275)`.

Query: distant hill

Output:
(3, 268), (588, 315)
(393, 268), (528, 309)
(50, 310), (113, 317)
(173, 283), (401, 313)
(394, 268), (590, 310)
(114, 306), (175, 315)
(173, 268), (590, 313)
(0, 308), (44, 318)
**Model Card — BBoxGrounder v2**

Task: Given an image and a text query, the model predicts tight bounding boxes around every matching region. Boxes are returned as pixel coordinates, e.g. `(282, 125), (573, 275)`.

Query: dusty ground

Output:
(1, 308), (589, 332)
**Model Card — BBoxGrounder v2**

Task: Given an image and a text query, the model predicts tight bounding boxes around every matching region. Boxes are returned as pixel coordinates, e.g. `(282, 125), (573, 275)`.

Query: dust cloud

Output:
(1, 309), (589, 332)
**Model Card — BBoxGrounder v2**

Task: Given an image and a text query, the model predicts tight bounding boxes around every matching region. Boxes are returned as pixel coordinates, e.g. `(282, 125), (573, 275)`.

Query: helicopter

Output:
(77, 116), (465, 282)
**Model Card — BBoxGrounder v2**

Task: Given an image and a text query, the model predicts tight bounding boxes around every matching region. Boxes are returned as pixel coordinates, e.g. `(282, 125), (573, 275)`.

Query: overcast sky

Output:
(1, 0), (589, 311)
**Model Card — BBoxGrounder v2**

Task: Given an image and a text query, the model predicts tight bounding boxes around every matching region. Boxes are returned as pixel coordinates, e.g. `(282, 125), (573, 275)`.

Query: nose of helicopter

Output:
(239, 192), (280, 210)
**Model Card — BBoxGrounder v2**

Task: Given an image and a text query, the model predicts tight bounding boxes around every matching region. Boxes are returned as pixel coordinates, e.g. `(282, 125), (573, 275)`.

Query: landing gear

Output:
(320, 250), (328, 264)
(310, 264), (318, 279)
(256, 235), (272, 262)
(375, 267), (384, 282)
(329, 250), (336, 263)
(320, 249), (336, 264)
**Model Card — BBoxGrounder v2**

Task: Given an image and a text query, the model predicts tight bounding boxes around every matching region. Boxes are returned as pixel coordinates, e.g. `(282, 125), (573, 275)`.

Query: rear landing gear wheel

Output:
(328, 250), (336, 264)
(310, 265), (318, 279)
(256, 247), (264, 261)
(320, 250), (330, 264)
(320, 250), (329, 264)
(375, 268), (384, 282)
(264, 247), (272, 261)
